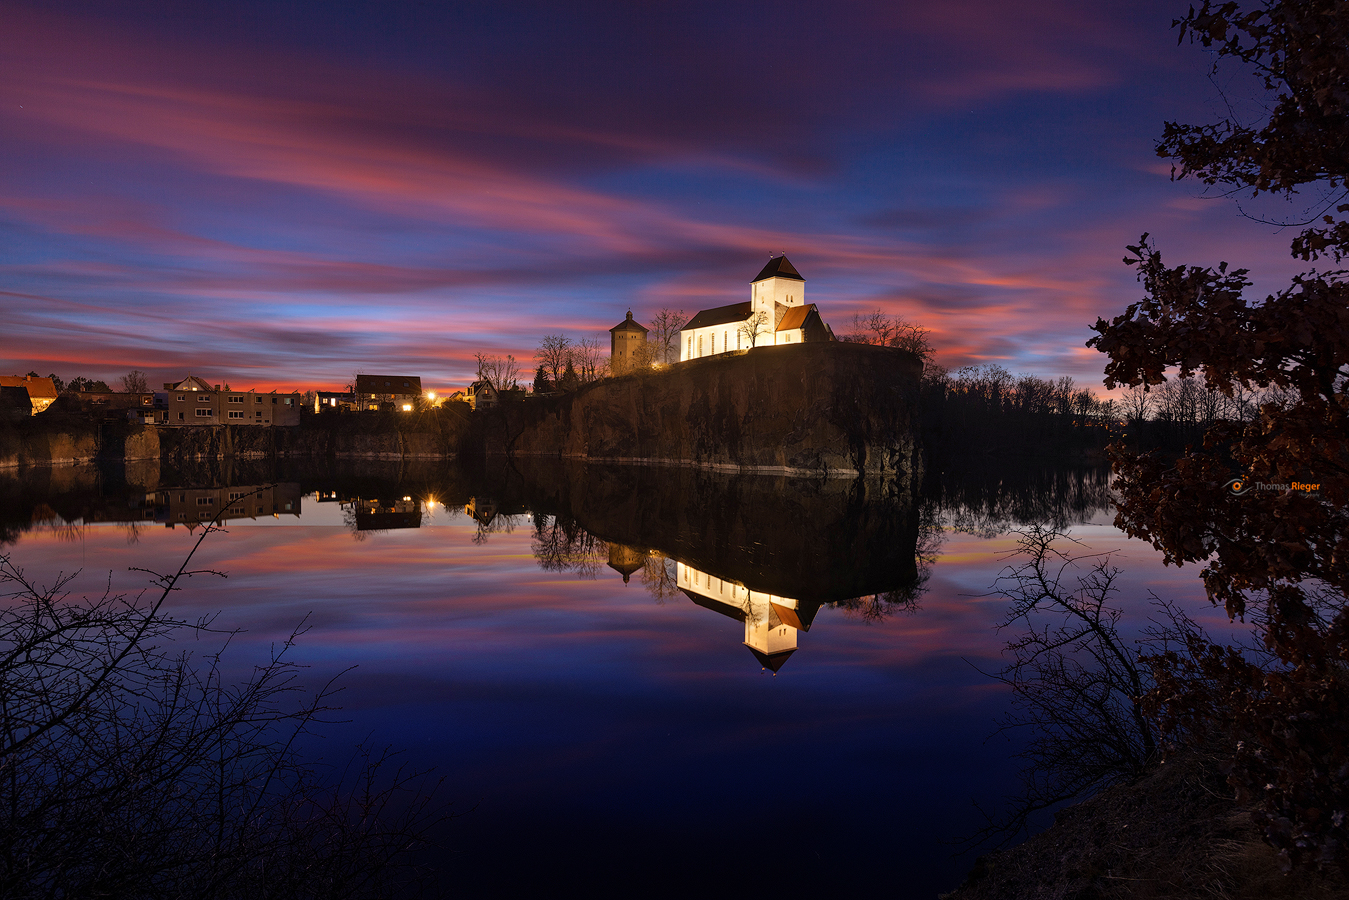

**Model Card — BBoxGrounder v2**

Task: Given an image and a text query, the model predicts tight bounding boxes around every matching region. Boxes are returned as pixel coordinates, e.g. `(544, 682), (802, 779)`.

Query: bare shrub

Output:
(974, 526), (1160, 843)
(120, 369), (149, 393)
(0, 521), (443, 898)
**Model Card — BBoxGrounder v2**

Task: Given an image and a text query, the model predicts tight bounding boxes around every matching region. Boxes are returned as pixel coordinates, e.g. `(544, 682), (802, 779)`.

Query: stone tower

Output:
(609, 309), (649, 375)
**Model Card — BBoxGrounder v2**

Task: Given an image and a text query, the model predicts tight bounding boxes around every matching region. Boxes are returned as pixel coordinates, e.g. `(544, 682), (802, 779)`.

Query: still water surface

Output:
(2, 459), (1221, 896)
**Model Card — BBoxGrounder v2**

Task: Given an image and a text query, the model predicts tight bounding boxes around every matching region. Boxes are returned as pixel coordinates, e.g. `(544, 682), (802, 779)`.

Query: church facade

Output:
(678, 255), (833, 362)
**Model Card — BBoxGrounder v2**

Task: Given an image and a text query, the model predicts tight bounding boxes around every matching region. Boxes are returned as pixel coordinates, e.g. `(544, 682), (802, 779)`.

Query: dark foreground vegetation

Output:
(0, 517), (444, 898)
(954, 1), (1349, 894)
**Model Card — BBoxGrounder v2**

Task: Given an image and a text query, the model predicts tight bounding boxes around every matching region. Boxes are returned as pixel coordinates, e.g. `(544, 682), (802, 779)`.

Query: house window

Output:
(177, 395), (185, 402)
(196, 497), (214, 506)
(228, 411), (244, 419)
(228, 396), (243, 403)
(195, 408), (212, 417)
(198, 396), (210, 403)
(257, 396), (263, 403)
(178, 412), (184, 421)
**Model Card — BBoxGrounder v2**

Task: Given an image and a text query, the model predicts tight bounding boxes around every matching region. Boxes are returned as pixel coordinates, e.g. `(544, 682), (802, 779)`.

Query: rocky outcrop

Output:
(0, 416), (101, 468)
(480, 342), (923, 481)
(0, 415), (470, 469)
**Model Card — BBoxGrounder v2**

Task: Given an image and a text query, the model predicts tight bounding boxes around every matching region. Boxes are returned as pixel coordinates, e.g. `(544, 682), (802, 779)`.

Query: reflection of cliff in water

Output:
(493, 458), (923, 602)
(489, 459), (930, 670)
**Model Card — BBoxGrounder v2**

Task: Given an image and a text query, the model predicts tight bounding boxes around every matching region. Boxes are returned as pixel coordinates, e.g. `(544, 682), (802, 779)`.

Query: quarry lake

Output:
(1, 458), (1221, 897)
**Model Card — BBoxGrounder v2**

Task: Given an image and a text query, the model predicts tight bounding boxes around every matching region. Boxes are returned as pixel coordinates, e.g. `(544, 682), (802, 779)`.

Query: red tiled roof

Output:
(775, 304), (816, 331)
(0, 375), (57, 400)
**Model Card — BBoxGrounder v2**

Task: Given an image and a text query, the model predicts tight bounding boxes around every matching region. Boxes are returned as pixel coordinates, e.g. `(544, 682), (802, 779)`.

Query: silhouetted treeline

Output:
(1112, 377), (1295, 452)
(922, 365), (1116, 458)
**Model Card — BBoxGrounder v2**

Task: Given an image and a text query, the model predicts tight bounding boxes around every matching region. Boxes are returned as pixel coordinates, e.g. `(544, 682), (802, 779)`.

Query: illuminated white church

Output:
(678, 255), (834, 361)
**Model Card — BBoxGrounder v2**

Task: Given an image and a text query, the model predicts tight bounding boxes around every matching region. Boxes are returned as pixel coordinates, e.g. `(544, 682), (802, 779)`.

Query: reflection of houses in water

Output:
(351, 497), (422, 531)
(162, 484), (302, 527)
(312, 489), (424, 531)
(464, 497), (498, 527)
(676, 561), (821, 673)
(606, 544), (646, 584)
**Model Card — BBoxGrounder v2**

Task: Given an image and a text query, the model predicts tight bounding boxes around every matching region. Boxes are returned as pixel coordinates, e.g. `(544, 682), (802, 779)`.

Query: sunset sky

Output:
(0, 0), (1308, 393)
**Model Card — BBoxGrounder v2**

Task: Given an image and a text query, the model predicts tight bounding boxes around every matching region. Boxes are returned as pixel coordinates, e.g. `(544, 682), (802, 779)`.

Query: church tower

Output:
(750, 254), (806, 321)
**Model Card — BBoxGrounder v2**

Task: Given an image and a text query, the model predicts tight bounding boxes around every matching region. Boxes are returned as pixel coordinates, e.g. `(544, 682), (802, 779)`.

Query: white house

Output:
(678, 255), (833, 362)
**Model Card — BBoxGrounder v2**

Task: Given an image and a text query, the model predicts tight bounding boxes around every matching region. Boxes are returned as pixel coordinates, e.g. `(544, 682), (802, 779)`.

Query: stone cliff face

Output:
(480, 342), (922, 480)
(0, 415), (469, 469)
(0, 416), (102, 468)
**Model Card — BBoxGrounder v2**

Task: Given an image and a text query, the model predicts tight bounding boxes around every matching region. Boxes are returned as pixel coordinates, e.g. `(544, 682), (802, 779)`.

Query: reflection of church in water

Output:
(676, 562), (819, 672)
(606, 542), (818, 672)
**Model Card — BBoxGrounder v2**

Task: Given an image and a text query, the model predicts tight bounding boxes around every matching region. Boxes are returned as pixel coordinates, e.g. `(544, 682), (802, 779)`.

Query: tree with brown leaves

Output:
(1088, 0), (1349, 872)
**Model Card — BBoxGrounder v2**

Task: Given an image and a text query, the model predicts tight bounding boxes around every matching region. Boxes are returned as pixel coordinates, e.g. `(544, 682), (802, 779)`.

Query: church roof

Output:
(775, 303), (817, 332)
(680, 301), (752, 331)
(746, 645), (796, 672)
(610, 310), (648, 333)
(682, 589), (747, 622)
(751, 255), (804, 284)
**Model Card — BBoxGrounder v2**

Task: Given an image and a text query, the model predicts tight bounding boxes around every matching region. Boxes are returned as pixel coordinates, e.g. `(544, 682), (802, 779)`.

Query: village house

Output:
(159, 376), (301, 426)
(353, 374), (423, 411)
(0, 386), (32, 422)
(65, 390), (157, 420)
(314, 390), (356, 413)
(679, 255), (833, 362)
(0, 375), (59, 415)
(464, 379), (497, 410)
(160, 483), (303, 527)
